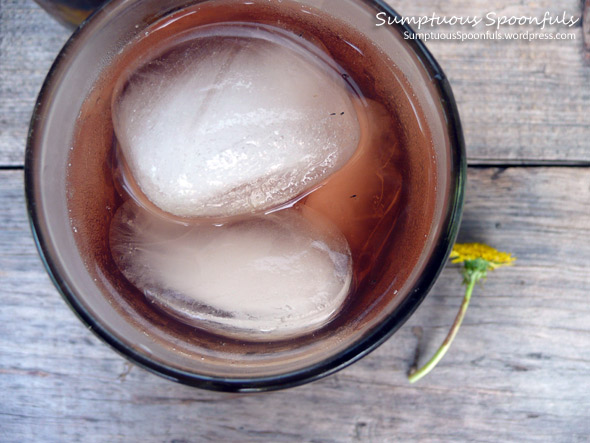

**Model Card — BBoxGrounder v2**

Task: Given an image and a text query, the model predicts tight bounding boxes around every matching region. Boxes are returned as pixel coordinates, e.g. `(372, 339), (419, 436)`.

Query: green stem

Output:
(408, 272), (480, 383)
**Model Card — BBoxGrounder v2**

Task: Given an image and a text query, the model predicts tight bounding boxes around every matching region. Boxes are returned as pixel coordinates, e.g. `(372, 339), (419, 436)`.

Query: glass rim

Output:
(25, 0), (466, 392)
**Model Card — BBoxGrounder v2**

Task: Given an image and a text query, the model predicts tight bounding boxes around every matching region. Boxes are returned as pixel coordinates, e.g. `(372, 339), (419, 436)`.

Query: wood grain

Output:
(397, 0), (590, 164)
(1, 0), (589, 166)
(1, 167), (589, 442)
(0, 0), (70, 166)
(584, 0), (590, 50)
(2, 0), (590, 441)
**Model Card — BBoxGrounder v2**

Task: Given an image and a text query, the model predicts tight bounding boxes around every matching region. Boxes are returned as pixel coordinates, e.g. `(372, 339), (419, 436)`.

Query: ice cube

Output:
(109, 201), (352, 338)
(112, 24), (360, 218)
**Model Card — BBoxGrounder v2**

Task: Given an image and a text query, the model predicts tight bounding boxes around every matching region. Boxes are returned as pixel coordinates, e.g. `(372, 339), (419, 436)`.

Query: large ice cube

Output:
(112, 24), (360, 218)
(109, 201), (352, 338)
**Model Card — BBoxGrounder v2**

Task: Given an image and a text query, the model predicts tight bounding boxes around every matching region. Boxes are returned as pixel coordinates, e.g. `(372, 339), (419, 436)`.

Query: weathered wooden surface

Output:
(584, 0), (590, 51)
(401, 0), (590, 164)
(0, 0), (70, 166)
(2, 167), (590, 441)
(1, 0), (590, 165)
(2, 0), (590, 441)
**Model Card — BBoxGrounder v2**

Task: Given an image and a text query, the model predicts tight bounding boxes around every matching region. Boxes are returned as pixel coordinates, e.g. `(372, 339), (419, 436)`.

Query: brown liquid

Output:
(67, 0), (436, 354)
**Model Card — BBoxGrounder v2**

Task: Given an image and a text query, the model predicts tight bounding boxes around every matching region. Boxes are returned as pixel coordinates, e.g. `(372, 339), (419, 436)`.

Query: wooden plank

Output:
(1, 167), (589, 441)
(0, 0), (70, 166)
(396, 0), (590, 164)
(1, 0), (590, 166)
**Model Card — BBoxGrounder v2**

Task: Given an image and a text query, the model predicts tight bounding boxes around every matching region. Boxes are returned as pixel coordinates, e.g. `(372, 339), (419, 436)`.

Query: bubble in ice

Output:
(112, 24), (360, 218)
(109, 201), (352, 338)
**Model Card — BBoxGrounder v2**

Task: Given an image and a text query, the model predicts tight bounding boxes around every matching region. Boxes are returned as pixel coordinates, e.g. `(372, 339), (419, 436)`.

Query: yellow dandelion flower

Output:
(450, 243), (515, 269)
(408, 242), (515, 384)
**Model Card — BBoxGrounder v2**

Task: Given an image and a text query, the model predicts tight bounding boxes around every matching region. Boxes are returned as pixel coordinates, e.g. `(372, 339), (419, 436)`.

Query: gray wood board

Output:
(1, 167), (589, 442)
(401, 0), (590, 164)
(1, 0), (590, 166)
(0, 0), (70, 166)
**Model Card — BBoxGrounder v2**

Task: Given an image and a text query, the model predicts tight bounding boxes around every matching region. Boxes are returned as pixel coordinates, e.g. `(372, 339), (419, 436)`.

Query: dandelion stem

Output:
(408, 271), (481, 383)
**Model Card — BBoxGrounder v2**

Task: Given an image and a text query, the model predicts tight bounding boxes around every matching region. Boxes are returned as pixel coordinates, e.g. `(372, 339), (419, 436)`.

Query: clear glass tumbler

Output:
(26, 0), (466, 392)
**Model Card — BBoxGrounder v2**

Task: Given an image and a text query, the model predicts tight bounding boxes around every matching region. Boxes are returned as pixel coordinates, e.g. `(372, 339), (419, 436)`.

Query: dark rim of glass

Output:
(25, 0), (466, 393)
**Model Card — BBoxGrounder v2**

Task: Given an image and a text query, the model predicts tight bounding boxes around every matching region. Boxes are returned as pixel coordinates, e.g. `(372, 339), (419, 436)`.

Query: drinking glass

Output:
(26, 0), (466, 392)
